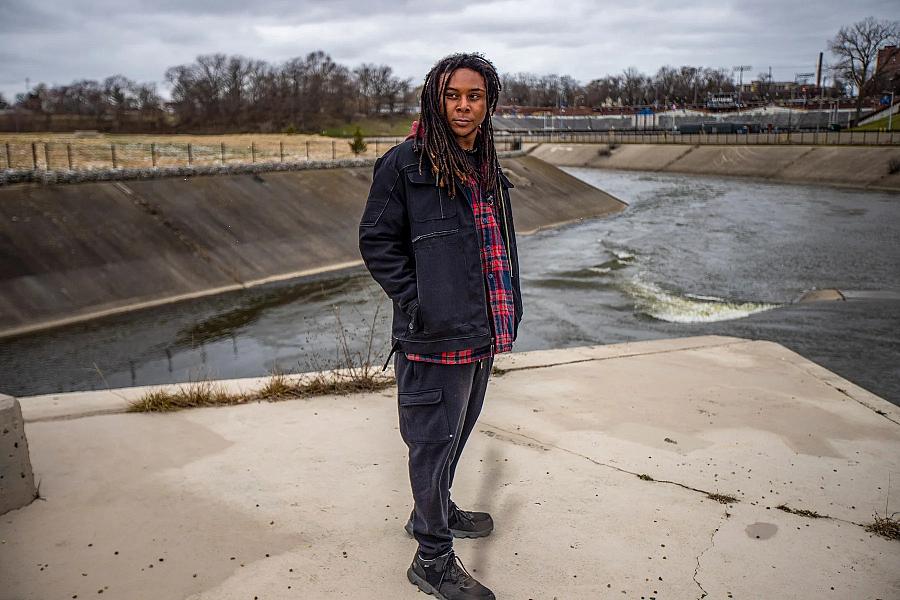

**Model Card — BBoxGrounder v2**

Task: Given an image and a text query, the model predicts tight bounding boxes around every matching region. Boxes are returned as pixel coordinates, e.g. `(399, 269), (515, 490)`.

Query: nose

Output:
(457, 96), (470, 112)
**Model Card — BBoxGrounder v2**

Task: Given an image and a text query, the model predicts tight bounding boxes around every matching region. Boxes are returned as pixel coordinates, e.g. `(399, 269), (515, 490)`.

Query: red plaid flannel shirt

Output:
(406, 173), (516, 365)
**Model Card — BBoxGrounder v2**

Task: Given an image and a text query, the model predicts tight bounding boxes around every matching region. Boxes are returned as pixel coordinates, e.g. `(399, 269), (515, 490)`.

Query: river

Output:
(2, 168), (898, 405)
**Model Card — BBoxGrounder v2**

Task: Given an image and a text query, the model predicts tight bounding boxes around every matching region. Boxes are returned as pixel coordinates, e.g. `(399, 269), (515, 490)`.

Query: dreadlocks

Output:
(417, 53), (502, 197)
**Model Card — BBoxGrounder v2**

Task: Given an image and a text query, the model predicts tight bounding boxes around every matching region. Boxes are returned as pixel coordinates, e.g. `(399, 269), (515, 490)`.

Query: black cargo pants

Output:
(394, 350), (494, 559)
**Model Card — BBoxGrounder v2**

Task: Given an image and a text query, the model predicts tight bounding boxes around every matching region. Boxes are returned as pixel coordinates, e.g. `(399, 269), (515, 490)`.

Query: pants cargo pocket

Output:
(398, 388), (451, 444)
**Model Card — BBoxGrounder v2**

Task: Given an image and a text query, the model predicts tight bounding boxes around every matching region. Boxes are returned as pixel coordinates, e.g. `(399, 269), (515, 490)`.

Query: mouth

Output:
(451, 119), (472, 127)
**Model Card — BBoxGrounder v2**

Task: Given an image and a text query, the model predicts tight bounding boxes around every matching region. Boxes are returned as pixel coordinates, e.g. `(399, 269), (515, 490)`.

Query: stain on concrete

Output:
(745, 521), (778, 540)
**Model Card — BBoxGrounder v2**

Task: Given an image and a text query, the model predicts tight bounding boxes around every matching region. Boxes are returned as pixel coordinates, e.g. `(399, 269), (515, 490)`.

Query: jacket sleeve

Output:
(358, 156), (419, 319)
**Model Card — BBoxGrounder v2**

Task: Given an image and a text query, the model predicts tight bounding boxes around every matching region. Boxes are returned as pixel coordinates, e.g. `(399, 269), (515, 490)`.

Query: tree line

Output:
(4, 51), (414, 133)
(1, 17), (896, 133)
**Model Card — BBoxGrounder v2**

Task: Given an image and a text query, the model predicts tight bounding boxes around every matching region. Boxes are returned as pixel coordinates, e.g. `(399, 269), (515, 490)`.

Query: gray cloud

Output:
(0, 0), (896, 102)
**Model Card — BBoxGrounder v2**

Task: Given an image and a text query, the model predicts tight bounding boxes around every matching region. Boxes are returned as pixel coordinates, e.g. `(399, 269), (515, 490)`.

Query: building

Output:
(876, 45), (900, 83)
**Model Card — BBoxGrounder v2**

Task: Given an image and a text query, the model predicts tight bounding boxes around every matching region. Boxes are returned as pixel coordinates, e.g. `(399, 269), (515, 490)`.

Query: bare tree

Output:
(829, 16), (900, 122)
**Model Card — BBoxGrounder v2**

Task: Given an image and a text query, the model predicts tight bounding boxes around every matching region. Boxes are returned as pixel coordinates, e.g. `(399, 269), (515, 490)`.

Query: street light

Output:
(733, 65), (752, 114)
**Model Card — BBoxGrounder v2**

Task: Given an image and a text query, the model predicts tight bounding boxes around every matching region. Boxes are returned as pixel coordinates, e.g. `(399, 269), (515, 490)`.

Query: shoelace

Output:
(438, 551), (474, 589)
(450, 504), (475, 526)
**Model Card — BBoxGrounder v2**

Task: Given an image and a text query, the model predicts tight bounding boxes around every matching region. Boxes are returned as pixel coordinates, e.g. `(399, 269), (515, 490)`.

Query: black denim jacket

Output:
(358, 139), (523, 361)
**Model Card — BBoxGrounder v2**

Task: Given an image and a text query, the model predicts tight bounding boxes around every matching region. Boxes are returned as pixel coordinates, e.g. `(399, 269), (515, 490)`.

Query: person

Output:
(358, 52), (523, 600)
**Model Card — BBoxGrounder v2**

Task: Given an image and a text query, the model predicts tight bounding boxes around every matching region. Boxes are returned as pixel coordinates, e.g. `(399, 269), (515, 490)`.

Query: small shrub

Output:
(283, 125), (298, 135)
(349, 127), (368, 155)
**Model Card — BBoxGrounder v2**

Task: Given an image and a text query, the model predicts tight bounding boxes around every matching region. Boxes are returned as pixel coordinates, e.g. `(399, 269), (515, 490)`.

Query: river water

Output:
(2, 168), (898, 405)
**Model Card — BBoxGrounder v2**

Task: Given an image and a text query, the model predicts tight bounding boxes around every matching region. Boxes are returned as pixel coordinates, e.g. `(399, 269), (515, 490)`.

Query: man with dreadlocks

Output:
(359, 52), (522, 600)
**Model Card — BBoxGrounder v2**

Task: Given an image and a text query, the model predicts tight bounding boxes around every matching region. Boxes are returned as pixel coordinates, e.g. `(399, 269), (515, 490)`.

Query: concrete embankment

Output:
(5, 337), (900, 598)
(532, 143), (900, 191)
(0, 155), (625, 338)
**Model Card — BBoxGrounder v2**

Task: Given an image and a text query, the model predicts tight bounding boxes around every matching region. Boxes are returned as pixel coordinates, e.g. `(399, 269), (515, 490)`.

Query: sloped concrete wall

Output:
(531, 143), (900, 191)
(0, 157), (625, 337)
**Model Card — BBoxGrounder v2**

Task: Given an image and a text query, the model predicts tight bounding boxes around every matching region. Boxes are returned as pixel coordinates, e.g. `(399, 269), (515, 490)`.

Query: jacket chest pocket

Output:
(405, 169), (458, 222)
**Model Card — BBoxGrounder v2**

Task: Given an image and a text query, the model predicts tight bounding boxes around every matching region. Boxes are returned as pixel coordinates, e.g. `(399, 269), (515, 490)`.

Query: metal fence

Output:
(0, 137), (524, 171)
(495, 129), (898, 146)
(1, 131), (895, 172)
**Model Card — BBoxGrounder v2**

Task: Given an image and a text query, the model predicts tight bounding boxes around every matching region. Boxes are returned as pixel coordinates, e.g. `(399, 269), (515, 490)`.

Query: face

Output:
(441, 67), (488, 150)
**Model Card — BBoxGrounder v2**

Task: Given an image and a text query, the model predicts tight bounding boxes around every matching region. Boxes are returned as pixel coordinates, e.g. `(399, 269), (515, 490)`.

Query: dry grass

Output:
(0, 131), (403, 170)
(775, 504), (824, 518)
(865, 514), (900, 540)
(707, 492), (739, 504)
(127, 369), (395, 413)
(128, 380), (243, 412)
(129, 301), (393, 413)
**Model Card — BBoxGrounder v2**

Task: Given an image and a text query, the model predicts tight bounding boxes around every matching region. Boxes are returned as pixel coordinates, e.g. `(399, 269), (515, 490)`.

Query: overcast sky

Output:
(0, 0), (896, 101)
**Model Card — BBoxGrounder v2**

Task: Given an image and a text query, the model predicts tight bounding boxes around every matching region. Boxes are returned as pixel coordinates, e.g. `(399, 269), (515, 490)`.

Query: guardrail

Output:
(496, 130), (898, 146)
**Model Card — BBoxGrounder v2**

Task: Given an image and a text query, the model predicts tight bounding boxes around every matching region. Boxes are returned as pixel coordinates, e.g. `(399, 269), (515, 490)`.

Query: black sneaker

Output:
(449, 502), (493, 539)
(407, 550), (495, 600)
(404, 503), (494, 539)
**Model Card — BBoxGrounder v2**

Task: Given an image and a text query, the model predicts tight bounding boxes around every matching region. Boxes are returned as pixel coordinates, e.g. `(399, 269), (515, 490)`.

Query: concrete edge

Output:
(18, 335), (746, 423)
(741, 339), (900, 424)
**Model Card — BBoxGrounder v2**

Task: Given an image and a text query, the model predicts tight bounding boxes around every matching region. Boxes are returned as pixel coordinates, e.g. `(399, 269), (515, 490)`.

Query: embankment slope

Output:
(531, 143), (900, 191)
(0, 155), (625, 337)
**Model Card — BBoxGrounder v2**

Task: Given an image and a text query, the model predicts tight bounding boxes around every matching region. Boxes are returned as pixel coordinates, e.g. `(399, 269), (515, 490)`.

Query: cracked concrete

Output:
(2, 336), (899, 599)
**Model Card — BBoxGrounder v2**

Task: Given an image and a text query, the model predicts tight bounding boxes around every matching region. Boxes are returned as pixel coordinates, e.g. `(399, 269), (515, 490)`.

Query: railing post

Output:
(151, 142), (157, 167)
(31, 142), (38, 169)
(221, 142), (226, 165)
(66, 143), (73, 170)
(251, 142), (256, 163)
(111, 143), (117, 169)
(279, 140), (284, 162)
(306, 140), (310, 160)
(375, 139), (379, 157)
(332, 140), (336, 160)
(5, 142), (11, 169)
(187, 143), (193, 166)
(43, 142), (51, 170)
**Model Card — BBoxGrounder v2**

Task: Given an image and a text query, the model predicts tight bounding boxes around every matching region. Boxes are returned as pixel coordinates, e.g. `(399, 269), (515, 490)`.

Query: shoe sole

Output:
(407, 566), (446, 599)
(404, 520), (493, 539)
(407, 566), (496, 600)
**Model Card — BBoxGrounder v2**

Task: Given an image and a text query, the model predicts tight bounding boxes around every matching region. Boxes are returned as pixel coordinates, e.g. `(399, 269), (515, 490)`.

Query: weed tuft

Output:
(888, 158), (900, 175)
(707, 492), (739, 504)
(776, 504), (823, 518)
(865, 514), (900, 540)
(129, 300), (393, 413)
(127, 381), (240, 412)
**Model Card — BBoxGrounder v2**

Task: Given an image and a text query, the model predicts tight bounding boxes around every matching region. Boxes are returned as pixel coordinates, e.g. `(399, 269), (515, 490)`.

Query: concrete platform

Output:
(1, 336), (898, 599)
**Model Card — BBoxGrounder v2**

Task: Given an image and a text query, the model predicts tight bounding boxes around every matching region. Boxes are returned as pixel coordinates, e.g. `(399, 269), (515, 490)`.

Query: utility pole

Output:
(733, 65), (752, 114)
